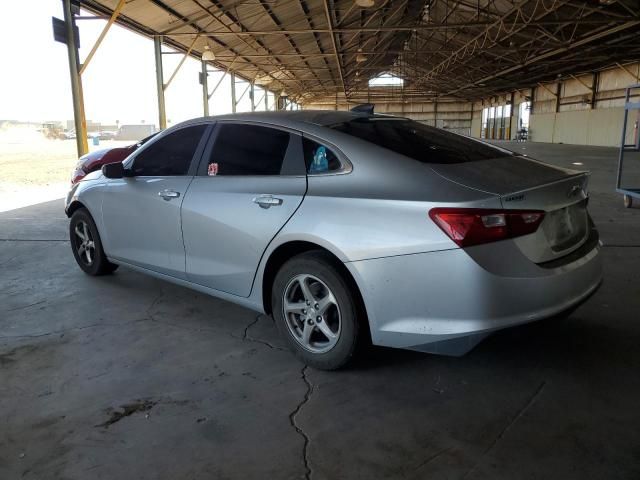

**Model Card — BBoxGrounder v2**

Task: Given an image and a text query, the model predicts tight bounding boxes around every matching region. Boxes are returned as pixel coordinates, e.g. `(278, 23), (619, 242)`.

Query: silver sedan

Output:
(65, 110), (603, 369)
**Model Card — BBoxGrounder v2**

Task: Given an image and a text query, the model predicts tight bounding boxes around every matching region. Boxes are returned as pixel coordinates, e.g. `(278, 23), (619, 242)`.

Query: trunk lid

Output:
(430, 156), (591, 263)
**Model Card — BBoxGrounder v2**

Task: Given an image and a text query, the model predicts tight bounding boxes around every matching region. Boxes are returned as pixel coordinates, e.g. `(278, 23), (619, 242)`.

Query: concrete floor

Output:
(1, 142), (639, 479)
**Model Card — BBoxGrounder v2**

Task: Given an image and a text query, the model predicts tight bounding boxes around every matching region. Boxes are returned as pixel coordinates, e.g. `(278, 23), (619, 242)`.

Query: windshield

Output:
(329, 118), (511, 164)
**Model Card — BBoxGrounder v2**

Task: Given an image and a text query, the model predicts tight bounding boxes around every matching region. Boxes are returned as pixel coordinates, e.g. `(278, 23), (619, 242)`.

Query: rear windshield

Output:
(329, 118), (511, 164)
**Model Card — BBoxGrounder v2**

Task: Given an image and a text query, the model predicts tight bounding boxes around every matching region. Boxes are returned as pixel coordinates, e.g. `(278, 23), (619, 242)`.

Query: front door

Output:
(101, 124), (210, 279)
(181, 122), (307, 297)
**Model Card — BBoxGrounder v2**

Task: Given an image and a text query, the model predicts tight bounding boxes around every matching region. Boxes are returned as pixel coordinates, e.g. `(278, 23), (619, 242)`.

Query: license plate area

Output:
(543, 200), (588, 252)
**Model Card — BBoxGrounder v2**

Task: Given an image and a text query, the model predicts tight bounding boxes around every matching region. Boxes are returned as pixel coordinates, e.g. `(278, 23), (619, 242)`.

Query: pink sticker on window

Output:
(208, 162), (218, 176)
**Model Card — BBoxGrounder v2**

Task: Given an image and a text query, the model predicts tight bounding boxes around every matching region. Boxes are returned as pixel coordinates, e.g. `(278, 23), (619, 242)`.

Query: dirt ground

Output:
(0, 125), (131, 212)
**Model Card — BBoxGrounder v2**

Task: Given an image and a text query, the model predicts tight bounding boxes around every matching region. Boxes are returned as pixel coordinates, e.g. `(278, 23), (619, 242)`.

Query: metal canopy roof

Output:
(82, 0), (640, 103)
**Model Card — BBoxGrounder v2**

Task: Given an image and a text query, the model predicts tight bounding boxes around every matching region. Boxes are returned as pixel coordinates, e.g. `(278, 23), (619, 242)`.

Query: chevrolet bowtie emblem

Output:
(568, 185), (582, 197)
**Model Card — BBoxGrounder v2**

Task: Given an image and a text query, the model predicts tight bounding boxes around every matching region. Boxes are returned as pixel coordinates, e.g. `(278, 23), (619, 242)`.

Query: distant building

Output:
(66, 119), (102, 133)
(115, 124), (158, 141)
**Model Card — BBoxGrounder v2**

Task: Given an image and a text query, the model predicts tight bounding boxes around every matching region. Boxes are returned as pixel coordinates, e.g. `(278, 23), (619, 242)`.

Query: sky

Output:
(0, 0), (267, 127)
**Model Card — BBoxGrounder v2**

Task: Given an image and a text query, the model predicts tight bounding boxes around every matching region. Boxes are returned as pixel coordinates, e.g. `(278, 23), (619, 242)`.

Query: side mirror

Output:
(102, 162), (125, 179)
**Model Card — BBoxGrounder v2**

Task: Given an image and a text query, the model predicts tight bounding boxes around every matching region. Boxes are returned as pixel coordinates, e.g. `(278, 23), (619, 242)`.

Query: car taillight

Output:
(71, 162), (88, 185)
(429, 208), (545, 247)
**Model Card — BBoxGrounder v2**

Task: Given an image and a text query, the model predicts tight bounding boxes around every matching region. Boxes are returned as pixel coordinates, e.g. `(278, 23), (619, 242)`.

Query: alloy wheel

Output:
(282, 274), (341, 353)
(74, 220), (95, 266)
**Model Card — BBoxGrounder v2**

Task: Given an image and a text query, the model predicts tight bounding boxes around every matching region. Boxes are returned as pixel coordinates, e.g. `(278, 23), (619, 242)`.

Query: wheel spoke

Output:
(316, 292), (337, 316)
(82, 222), (91, 242)
(75, 224), (86, 241)
(77, 244), (85, 256)
(85, 246), (92, 264)
(284, 300), (307, 315)
(301, 321), (313, 345)
(316, 319), (337, 341)
(298, 277), (316, 304)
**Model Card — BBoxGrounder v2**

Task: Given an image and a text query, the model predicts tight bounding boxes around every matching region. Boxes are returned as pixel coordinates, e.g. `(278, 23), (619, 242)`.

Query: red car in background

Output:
(71, 134), (157, 184)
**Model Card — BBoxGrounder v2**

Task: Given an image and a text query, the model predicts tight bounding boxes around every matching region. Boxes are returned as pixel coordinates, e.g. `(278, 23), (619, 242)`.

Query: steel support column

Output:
(154, 36), (167, 130)
(201, 60), (209, 116)
(250, 82), (255, 112)
(590, 72), (599, 109)
(230, 73), (236, 113)
(434, 99), (438, 128)
(63, 0), (88, 157)
(509, 92), (515, 140)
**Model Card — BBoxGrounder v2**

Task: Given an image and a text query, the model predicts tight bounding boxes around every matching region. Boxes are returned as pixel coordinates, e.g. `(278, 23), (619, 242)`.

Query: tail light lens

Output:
(71, 160), (89, 185)
(429, 208), (545, 247)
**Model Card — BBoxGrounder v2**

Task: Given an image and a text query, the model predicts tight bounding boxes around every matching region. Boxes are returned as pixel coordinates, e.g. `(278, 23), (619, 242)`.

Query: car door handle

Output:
(253, 195), (283, 209)
(158, 189), (180, 200)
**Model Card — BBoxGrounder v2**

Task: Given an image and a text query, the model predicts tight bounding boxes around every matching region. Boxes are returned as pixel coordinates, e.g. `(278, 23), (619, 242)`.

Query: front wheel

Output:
(69, 208), (118, 276)
(272, 251), (361, 370)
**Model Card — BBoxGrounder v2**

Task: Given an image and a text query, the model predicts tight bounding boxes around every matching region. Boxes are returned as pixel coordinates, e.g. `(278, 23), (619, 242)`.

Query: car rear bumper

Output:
(345, 228), (603, 356)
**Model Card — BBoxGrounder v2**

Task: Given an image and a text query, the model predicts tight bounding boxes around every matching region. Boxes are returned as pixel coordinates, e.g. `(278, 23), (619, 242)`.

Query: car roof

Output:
(176, 110), (403, 132)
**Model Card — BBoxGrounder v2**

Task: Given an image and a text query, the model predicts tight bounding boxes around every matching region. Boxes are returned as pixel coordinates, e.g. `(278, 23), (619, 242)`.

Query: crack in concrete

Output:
(145, 297), (285, 352)
(289, 365), (314, 480)
(94, 399), (156, 428)
(0, 254), (20, 267)
(411, 446), (453, 473)
(463, 381), (547, 478)
(241, 314), (287, 351)
(6, 300), (46, 312)
(0, 318), (149, 340)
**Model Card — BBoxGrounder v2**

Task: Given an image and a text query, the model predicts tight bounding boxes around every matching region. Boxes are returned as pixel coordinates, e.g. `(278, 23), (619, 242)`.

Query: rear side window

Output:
(207, 124), (290, 175)
(330, 118), (511, 164)
(132, 125), (206, 176)
(302, 138), (342, 174)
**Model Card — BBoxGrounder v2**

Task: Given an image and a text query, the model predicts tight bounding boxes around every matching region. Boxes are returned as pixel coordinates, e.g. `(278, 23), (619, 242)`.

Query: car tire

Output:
(272, 251), (361, 370)
(69, 208), (118, 276)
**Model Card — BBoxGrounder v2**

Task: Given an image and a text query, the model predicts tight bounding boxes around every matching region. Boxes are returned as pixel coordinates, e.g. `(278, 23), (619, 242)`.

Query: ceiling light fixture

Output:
(202, 45), (215, 61)
(356, 48), (366, 63)
(355, 0), (375, 7)
(255, 74), (273, 85)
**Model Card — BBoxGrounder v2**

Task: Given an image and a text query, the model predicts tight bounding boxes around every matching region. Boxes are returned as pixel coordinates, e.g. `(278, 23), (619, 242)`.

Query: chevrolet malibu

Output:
(65, 110), (602, 370)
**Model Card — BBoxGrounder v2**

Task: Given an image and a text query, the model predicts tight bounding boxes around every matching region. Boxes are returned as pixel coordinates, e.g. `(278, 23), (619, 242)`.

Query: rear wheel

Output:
(69, 208), (118, 276)
(272, 251), (361, 370)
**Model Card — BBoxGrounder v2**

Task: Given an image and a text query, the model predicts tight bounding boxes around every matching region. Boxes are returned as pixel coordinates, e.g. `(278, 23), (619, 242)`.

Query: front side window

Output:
(132, 125), (207, 176)
(330, 118), (511, 164)
(206, 124), (290, 175)
(302, 138), (342, 174)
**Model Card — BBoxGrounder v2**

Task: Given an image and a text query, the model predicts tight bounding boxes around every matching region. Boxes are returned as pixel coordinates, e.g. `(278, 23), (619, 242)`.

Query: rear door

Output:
(101, 124), (210, 278)
(181, 122), (307, 297)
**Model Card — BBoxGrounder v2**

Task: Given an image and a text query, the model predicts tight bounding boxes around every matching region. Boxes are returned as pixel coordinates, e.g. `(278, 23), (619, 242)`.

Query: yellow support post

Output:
(62, 0), (88, 157)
